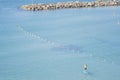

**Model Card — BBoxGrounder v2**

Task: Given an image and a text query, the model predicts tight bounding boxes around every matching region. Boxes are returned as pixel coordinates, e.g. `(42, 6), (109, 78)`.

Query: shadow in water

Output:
(83, 70), (93, 80)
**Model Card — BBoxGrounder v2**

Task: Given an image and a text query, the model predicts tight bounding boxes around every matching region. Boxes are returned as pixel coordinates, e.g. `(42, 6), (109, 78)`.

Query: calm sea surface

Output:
(0, 0), (120, 80)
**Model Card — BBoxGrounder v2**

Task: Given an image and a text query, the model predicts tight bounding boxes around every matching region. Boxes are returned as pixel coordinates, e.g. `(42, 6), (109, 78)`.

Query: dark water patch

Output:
(51, 44), (83, 53)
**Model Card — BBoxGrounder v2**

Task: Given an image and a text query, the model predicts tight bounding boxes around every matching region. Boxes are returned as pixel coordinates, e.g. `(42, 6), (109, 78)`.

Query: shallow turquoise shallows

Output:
(0, 0), (120, 80)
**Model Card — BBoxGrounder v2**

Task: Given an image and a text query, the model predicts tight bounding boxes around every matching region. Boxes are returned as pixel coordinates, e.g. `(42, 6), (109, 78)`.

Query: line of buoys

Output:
(18, 25), (120, 65)
(21, 0), (120, 11)
(17, 25), (83, 53)
(17, 25), (59, 46)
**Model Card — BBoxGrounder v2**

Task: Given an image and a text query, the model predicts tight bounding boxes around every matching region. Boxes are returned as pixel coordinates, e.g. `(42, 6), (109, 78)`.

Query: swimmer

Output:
(84, 64), (87, 70)
(83, 64), (88, 74)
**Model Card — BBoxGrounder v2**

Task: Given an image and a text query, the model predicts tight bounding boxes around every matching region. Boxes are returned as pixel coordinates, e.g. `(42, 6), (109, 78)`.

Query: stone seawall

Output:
(21, 0), (120, 11)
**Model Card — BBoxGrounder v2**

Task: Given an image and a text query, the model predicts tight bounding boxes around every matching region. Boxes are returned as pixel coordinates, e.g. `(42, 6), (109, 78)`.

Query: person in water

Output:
(84, 64), (87, 70)
(83, 64), (88, 74)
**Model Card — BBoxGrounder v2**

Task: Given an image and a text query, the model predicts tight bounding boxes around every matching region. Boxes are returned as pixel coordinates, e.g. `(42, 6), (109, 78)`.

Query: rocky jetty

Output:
(21, 0), (120, 11)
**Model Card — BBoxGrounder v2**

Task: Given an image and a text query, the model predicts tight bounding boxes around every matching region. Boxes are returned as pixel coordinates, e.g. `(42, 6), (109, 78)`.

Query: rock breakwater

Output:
(21, 0), (120, 11)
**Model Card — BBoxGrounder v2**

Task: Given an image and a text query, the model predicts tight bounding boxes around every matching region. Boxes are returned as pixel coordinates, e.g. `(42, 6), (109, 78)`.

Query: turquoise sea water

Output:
(0, 0), (120, 80)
